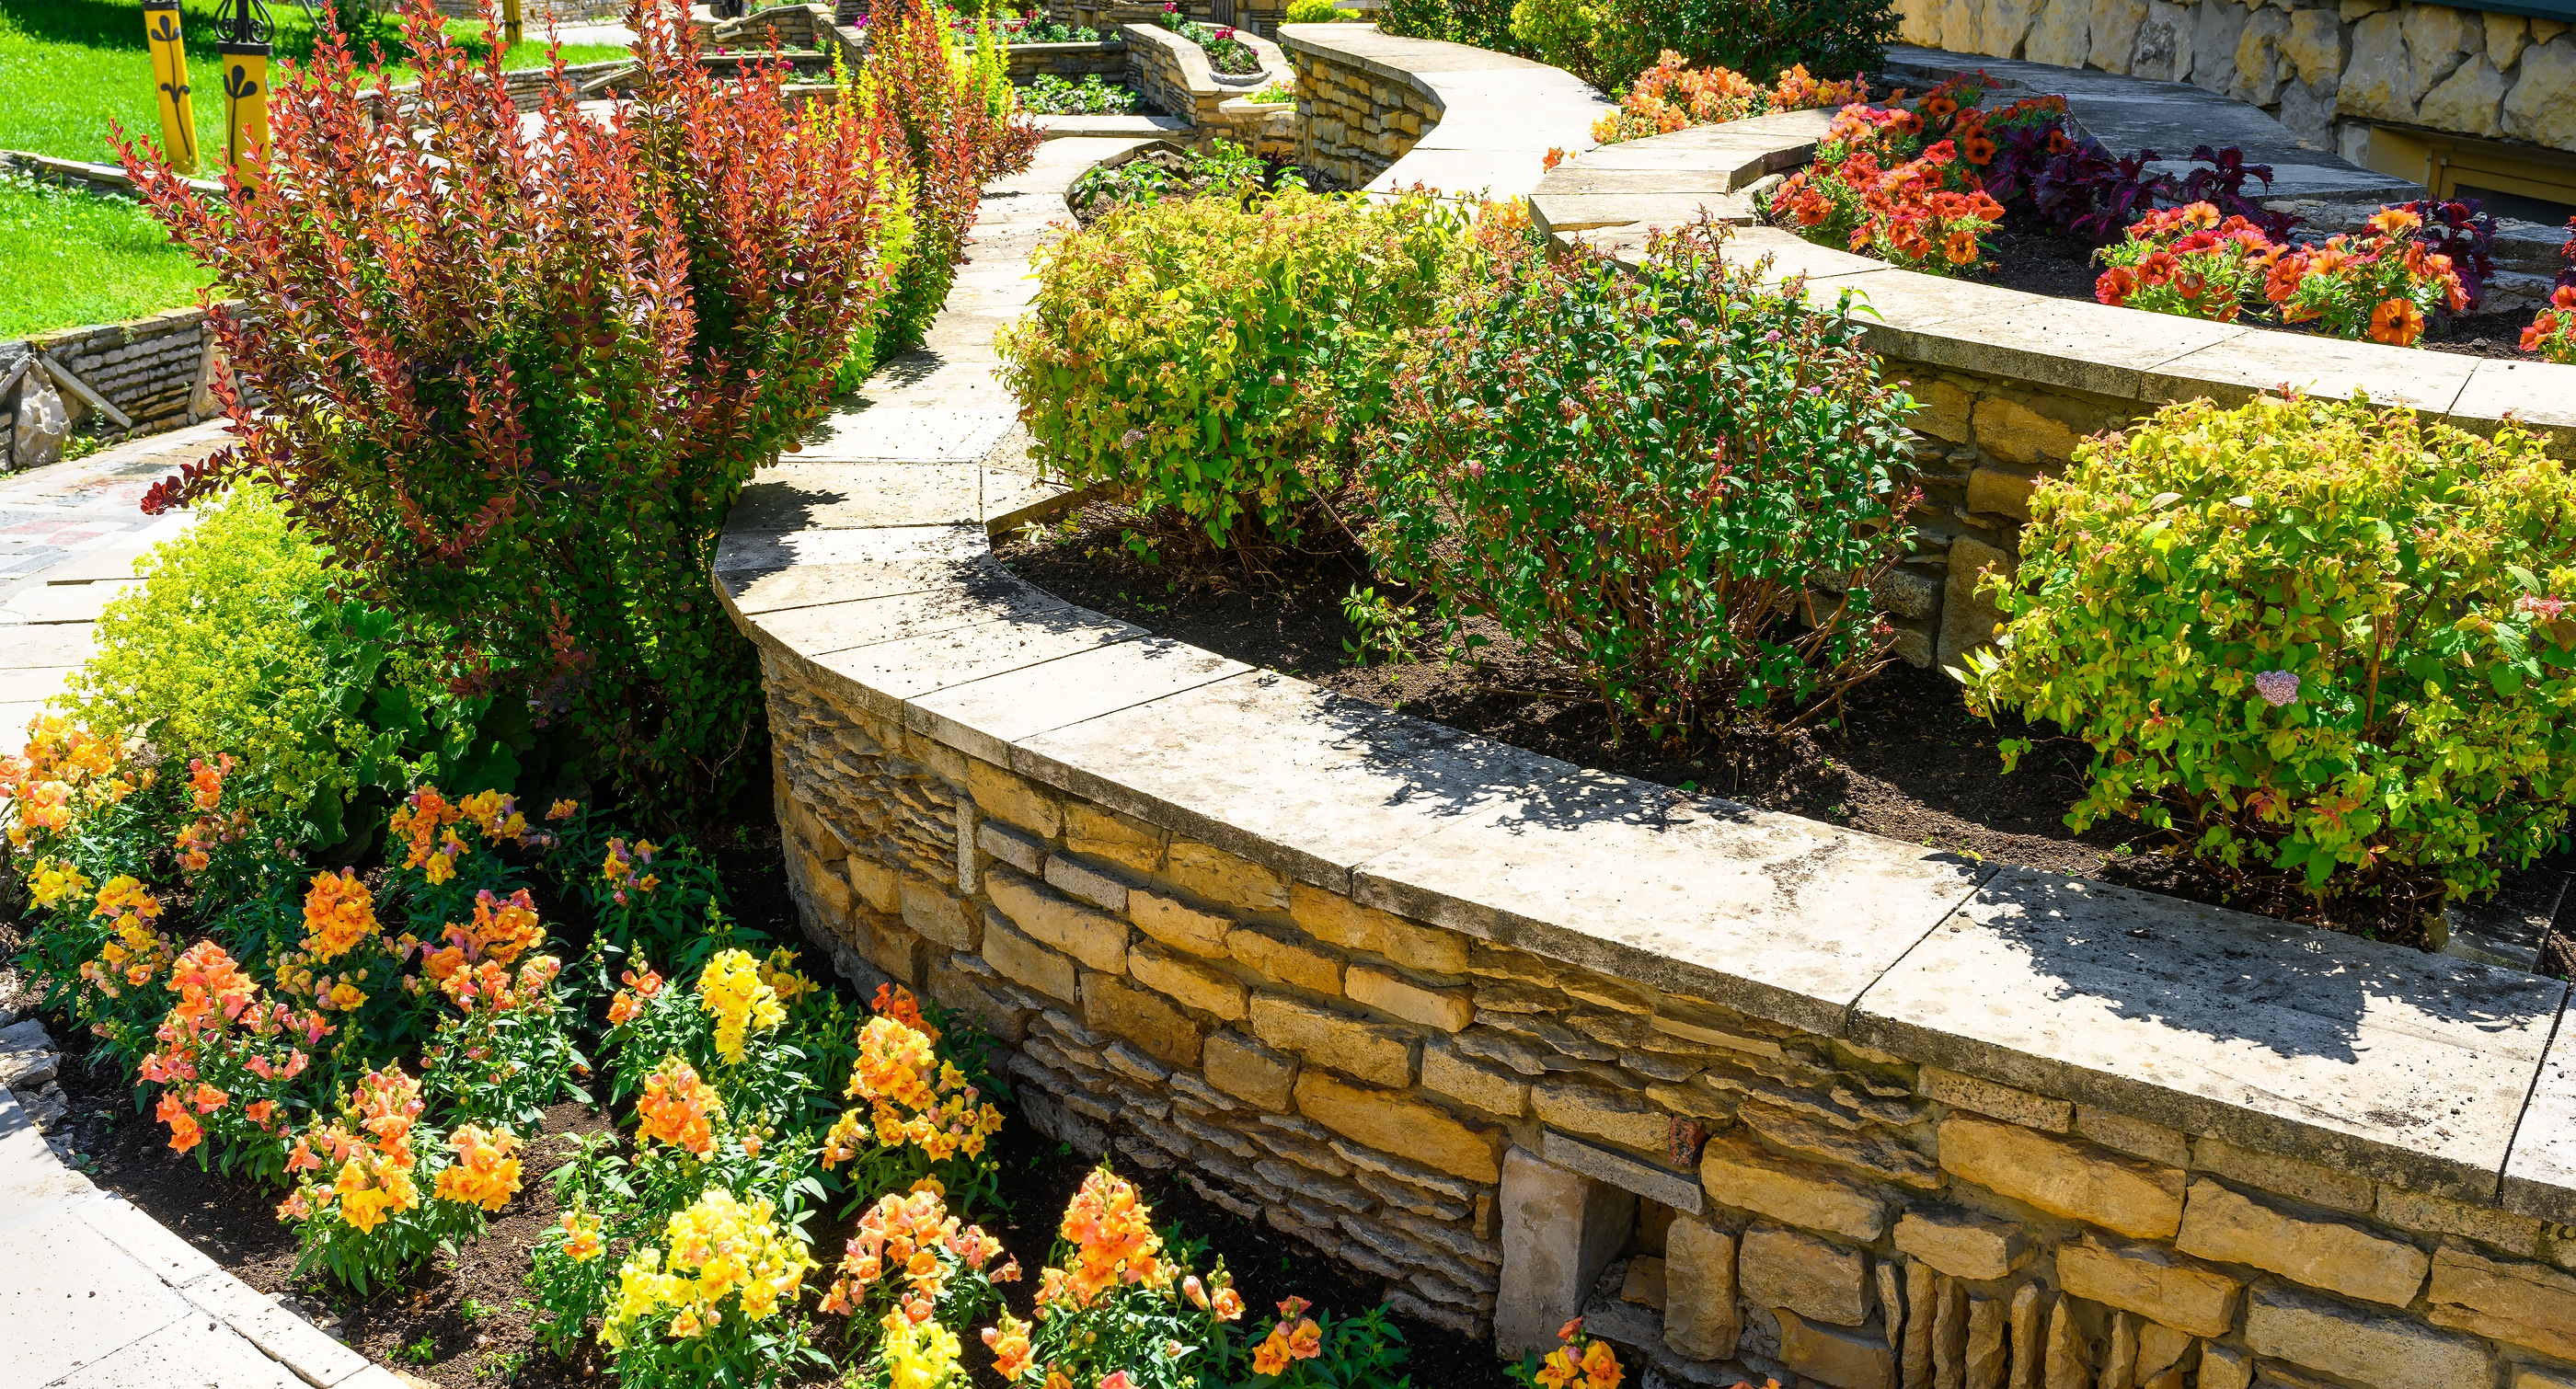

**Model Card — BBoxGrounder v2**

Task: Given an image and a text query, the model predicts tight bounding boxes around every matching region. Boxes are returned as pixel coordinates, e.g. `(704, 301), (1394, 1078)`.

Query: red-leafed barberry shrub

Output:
(864, 0), (1041, 352)
(120, 0), (909, 816)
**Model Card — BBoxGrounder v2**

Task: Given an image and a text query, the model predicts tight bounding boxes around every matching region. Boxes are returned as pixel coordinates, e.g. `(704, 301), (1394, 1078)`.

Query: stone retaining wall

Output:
(742, 559), (2576, 1389)
(1006, 38), (1131, 81)
(1283, 31), (1437, 185)
(1893, 0), (2576, 159)
(1121, 21), (1293, 137)
(3, 308), (223, 468)
(734, 46), (2576, 1389)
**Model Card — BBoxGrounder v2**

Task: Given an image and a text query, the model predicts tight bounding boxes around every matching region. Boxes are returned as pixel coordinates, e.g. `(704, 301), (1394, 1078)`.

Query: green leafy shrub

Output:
(1360, 218), (1918, 740)
(1957, 394), (2576, 912)
(995, 189), (1474, 547)
(1504, 0), (1892, 91)
(61, 488), (507, 846)
(1380, 0), (1524, 53)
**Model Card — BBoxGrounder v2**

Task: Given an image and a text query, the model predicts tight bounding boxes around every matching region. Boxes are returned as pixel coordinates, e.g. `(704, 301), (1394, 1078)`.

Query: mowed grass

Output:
(0, 174), (210, 338)
(0, 0), (629, 166)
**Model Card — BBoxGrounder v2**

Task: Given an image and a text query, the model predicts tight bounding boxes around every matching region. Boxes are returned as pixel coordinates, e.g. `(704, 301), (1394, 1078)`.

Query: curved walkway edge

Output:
(0, 1070), (408, 1388)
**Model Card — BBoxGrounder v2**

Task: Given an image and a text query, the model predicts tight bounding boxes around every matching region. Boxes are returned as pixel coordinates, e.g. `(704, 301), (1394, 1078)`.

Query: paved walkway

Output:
(0, 1065), (410, 1388)
(0, 421), (224, 738)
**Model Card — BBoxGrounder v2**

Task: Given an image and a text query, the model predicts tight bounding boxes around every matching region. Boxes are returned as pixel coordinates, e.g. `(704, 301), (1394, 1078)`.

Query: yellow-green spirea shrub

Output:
(995, 189), (1476, 547)
(62, 489), (481, 834)
(1957, 393), (2576, 909)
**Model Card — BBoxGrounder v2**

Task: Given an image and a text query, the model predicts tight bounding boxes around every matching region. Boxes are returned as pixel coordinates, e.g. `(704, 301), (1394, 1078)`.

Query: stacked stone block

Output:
(4, 307), (224, 465)
(763, 648), (2576, 1378)
(1287, 46), (1434, 189)
(1121, 22), (1294, 137)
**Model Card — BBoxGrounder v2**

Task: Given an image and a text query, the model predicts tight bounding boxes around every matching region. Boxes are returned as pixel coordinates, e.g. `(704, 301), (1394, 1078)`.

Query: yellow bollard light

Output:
(504, 0), (524, 50)
(143, 0), (199, 176)
(220, 41), (270, 174)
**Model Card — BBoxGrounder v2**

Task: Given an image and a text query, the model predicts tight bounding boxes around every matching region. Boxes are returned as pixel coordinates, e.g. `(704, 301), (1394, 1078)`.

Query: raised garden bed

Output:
(994, 499), (2576, 955)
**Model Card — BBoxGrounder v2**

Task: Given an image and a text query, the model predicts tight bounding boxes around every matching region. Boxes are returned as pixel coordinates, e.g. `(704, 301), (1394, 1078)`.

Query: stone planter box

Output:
(1122, 20), (1294, 140)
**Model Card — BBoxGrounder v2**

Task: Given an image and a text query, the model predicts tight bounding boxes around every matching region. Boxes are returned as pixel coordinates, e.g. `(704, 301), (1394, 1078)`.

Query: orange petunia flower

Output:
(2368, 297), (2424, 344)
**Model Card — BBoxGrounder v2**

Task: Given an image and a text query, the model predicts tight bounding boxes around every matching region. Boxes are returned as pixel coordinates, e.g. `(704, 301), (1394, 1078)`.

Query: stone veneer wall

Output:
(1285, 36), (1441, 186)
(1121, 22), (1294, 136)
(1006, 39), (1132, 82)
(755, 633), (2576, 1389)
(738, 40), (2576, 1389)
(1893, 0), (2576, 158)
(3, 308), (223, 467)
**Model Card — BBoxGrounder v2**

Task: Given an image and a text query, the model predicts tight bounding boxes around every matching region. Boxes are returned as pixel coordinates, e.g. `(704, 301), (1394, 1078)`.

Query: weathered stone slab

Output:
(2502, 1001), (2576, 1223)
(1357, 773), (1988, 1037)
(1888, 293), (2251, 403)
(1540, 1130), (1705, 1212)
(792, 404), (1017, 463)
(713, 523), (991, 615)
(1495, 1146), (1635, 1358)
(813, 603), (1143, 721)
(2244, 1280), (2494, 1389)
(2447, 356), (2576, 461)
(1855, 868), (2567, 1201)
(0, 1202), (192, 1387)
(1017, 671), (1532, 894)
(729, 461), (983, 532)
(2141, 325), (2478, 414)
(749, 582), (1039, 663)
(907, 637), (1250, 766)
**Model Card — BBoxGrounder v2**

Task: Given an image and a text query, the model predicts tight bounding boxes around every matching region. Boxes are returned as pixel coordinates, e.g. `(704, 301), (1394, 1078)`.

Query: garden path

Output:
(0, 1073), (413, 1388)
(776, 133), (1163, 527)
(0, 420), (224, 739)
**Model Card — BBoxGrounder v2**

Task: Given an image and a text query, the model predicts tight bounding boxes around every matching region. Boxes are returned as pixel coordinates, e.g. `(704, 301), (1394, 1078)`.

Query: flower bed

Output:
(1757, 69), (2575, 359)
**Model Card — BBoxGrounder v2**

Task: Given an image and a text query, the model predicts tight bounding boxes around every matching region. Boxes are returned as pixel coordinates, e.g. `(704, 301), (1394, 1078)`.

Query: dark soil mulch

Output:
(998, 502), (2576, 955)
(1976, 223), (2542, 359)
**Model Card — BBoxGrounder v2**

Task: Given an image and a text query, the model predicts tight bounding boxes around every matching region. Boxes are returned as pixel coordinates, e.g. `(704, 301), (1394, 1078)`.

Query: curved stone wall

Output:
(1277, 23), (1607, 193)
(730, 58), (2576, 1389)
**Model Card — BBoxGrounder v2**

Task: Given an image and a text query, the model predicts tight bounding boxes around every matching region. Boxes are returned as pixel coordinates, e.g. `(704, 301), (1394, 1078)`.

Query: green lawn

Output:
(0, 0), (629, 166)
(0, 173), (210, 338)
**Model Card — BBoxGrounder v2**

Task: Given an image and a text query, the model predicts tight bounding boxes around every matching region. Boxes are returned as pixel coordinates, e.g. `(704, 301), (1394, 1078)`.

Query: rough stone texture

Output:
(1740, 1224), (1874, 1326)
(1665, 1214), (1742, 1360)
(1230, 924), (1345, 995)
(1701, 1134), (1892, 1243)
(1894, 1209), (2030, 1280)
(1938, 1118), (2186, 1239)
(2055, 1236), (2240, 1338)
(1294, 1071), (1502, 1184)
(2193, 1137), (2376, 1214)
(2247, 1281), (2496, 1389)
(1422, 1039), (1532, 1119)
(1347, 964), (1474, 1031)
(1534, 1077), (1673, 1154)
(1250, 993), (1414, 1087)
(1922, 1066), (2071, 1132)
(1495, 1147), (1634, 1358)
(1129, 940), (1250, 1020)
(1204, 1029), (1297, 1110)
(2175, 1178), (2431, 1307)
(1081, 971), (1204, 1069)
(989, 869), (1130, 973)
(1781, 1308), (1901, 1389)
(1131, 888), (1236, 959)
(1539, 1131), (1704, 1212)
(2424, 1241), (2576, 1360)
